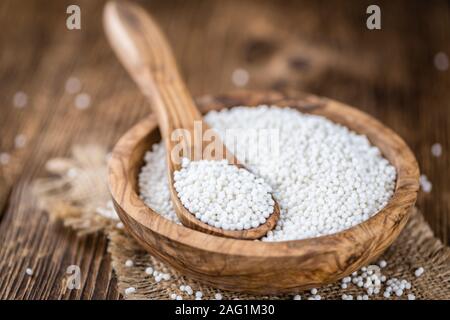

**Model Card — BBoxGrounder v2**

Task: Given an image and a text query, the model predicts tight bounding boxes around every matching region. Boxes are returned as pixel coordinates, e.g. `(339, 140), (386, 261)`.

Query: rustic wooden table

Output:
(0, 0), (448, 299)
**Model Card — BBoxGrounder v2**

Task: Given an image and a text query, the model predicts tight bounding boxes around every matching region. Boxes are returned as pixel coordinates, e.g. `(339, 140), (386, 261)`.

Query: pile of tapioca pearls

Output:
(173, 158), (275, 231)
(139, 105), (396, 241)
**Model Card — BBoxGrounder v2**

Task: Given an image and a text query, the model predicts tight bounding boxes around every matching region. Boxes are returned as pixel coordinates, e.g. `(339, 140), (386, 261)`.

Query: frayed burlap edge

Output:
(33, 144), (118, 235)
(33, 144), (450, 300)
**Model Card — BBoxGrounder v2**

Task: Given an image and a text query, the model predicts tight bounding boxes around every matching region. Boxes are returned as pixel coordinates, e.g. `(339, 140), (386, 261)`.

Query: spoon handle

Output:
(103, 1), (203, 156)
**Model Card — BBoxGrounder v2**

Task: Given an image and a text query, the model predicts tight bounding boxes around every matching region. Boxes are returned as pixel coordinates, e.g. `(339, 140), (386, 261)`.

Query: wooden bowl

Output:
(109, 90), (419, 294)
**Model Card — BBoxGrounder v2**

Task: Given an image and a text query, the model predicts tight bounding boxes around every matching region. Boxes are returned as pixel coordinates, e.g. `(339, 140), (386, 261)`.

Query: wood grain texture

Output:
(103, 1), (280, 240)
(109, 90), (419, 293)
(0, 0), (448, 299)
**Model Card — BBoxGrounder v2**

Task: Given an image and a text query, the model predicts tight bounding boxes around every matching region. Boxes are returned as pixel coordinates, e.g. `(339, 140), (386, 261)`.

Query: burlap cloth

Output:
(33, 145), (450, 300)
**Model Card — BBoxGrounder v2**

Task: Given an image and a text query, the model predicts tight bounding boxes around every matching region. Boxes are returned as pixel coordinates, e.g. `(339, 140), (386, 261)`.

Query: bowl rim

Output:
(109, 90), (420, 258)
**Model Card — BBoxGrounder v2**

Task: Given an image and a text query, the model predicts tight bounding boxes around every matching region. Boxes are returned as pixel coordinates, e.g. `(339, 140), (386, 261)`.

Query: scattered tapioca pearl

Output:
(14, 134), (27, 149)
(310, 288), (318, 295)
(13, 91), (28, 108)
(214, 293), (223, 300)
(434, 52), (449, 71)
(116, 222), (124, 229)
(195, 291), (203, 299)
(176, 295), (183, 300)
(231, 68), (249, 87)
(145, 267), (153, 275)
(75, 93), (91, 110)
(419, 175), (431, 187)
(414, 267), (424, 277)
(378, 260), (387, 268)
(407, 294), (416, 300)
(0, 152), (11, 165)
(67, 168), (78, 178)
(293, 294), (301, 300)
(124, 287), (136, 295)
(125, 259), (134, 267)
(431, 143), (442, 157)
(341, 276), (351, 283)
(419, 175), (432, 193)
(25, 268), (33, 276)
(184, 285), (193, 295)
(65, 77), (82, 94)
(170, 293), (177, 300)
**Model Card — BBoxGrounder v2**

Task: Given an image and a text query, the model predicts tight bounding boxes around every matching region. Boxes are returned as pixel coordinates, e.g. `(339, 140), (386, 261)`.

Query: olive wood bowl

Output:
(109, 90), (419, 294)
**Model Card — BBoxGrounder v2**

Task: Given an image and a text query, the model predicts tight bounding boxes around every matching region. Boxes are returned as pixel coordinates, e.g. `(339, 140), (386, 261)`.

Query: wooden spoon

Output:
(103, 1), (279, 239)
